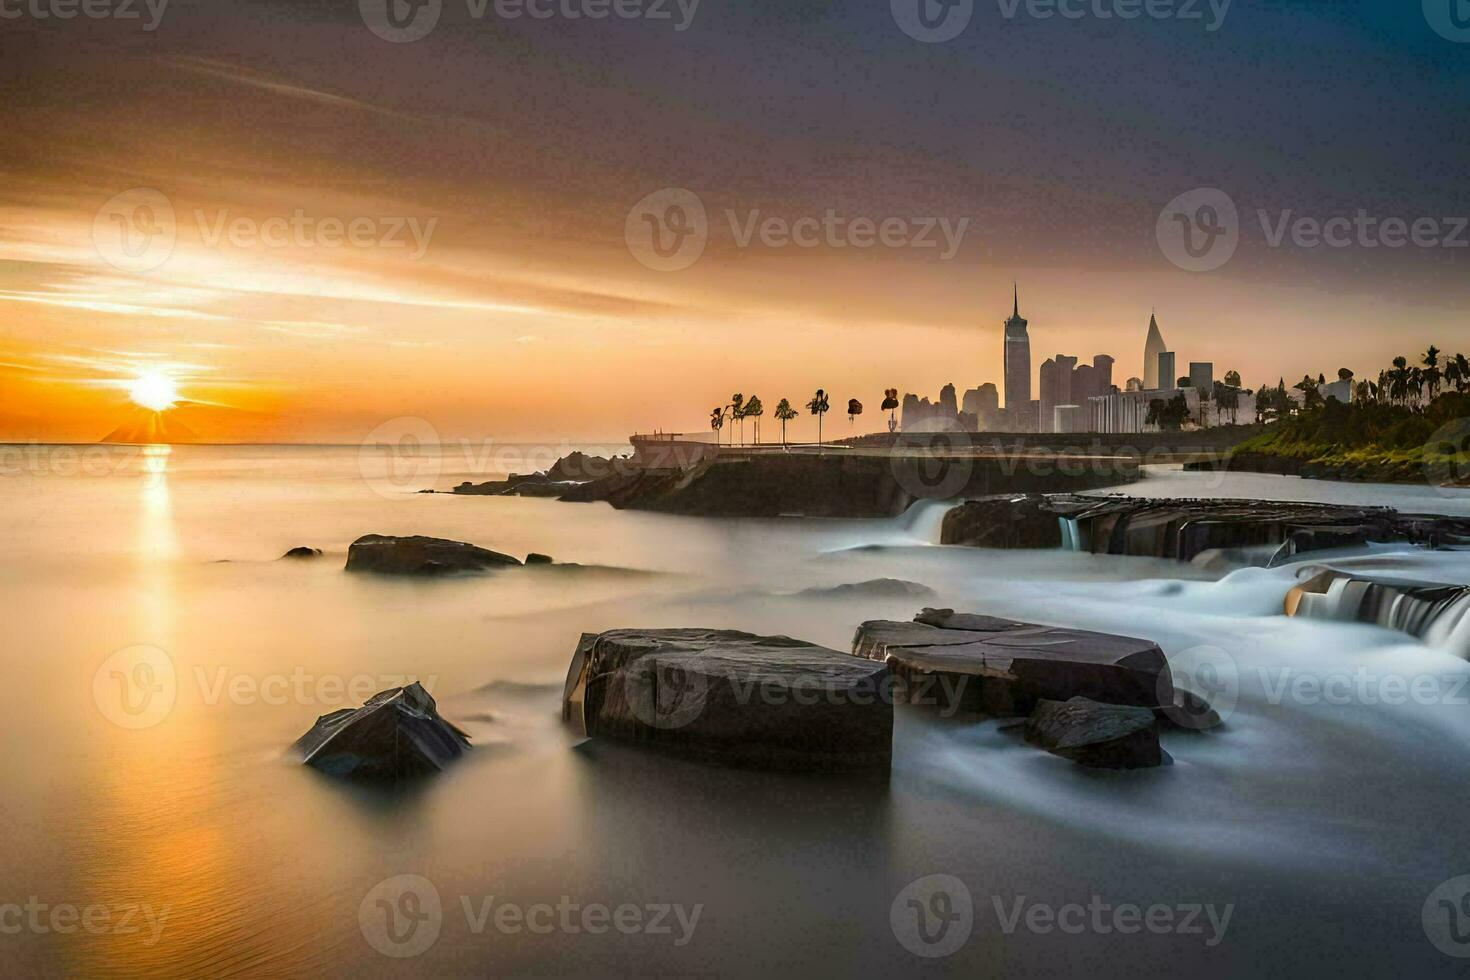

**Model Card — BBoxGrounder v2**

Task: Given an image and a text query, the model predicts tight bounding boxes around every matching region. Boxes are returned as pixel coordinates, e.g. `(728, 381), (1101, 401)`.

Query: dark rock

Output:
(941, 493), (1470, 564)
(281, 546), (322, 559)
(452, 472), (550, 496)
(796, 579), (937, 600)
(1286, 567), (1470, 642)
(345, 534), (521, 575)
(851, 608), (1171, 716)
(1025, 696), (1167, 769)
(292, 682), (470, 780)
(562, 628), (892, 772)
(1154, 688), (1223, 731)
(511, 480), (581, 498)
(560, 454), (1136, 519)
(545, 451), (618, 482)
(525, 553), (554, 565)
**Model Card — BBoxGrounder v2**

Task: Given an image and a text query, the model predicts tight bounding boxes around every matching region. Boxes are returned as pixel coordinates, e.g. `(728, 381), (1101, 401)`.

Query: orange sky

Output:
(4, 42), (1466, 445)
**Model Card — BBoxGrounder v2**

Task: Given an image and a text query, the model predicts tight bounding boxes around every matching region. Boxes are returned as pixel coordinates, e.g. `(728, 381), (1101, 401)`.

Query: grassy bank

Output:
(1225, 392), (1470, 485)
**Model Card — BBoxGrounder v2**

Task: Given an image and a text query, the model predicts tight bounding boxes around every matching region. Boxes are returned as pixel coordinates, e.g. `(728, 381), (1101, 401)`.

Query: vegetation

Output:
(774, 398), (798, 446)
(1232, 348), (1470, 484)
(806, 389), (830, 448)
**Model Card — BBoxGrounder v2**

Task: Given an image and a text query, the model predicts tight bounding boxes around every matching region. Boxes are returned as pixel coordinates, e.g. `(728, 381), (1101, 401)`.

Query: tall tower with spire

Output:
(1003, 284), (1031, 428)
(1143, 311), (1167, 390)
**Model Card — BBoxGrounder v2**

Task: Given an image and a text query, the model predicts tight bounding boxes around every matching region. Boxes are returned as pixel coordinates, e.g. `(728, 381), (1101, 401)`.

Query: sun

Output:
(128, 373), (179, 412)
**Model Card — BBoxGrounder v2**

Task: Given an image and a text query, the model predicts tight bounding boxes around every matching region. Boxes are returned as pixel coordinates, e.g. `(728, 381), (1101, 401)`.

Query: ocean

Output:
(4, 443), (1470, 977)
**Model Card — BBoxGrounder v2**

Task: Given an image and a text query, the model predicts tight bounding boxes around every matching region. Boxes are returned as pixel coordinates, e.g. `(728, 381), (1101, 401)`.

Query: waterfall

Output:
(1057, 516), (1084, 552)
(1287, 569), (1470, 658)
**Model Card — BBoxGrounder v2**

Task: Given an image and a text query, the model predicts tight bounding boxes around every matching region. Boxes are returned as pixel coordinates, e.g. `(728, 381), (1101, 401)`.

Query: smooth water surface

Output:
(4, 446), (1470, 977)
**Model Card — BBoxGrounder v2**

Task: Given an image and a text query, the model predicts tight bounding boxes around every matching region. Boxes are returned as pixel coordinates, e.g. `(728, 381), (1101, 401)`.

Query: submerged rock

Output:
(1025, 696), (1167, 769)
(796, 579), (937, 600)
(292, 682), (470, 780)
(851, 608), (1171, 716)
(942, 493), (1470, 564)
(1286, 568), (1470, 646)
(345, 534), (521, 576)
(281, 546), (322, 559)
(562, 628), (892, 772)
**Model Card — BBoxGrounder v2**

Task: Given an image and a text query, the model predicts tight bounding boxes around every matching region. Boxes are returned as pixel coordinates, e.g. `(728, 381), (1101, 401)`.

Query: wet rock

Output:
(942, 493), (1470, 564)
(345, 534), (521, 576)
(1154, 688), (1223, 731)
(281, 546), (322, 559)
(1286, 567), (1470, 644)
(562, 628), (892, 772)
(851, 608), (1170, 716)
(1025, 696), (1167, 769)
(452, 472), (549, 496)
(525, 553), (554, 565)
(292, 682), (470, 780)
(796, 579), (937, 600)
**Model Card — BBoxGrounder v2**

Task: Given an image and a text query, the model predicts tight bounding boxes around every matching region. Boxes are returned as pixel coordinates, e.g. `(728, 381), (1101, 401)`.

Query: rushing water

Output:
(4, 447), (1470, 977)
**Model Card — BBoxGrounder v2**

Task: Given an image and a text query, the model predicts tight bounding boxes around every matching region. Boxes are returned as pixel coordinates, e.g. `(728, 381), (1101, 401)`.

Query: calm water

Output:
(4, 446), (1470, 977)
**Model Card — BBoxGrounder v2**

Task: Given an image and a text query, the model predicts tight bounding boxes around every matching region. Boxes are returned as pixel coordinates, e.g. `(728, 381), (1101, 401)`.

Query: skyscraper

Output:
(1158, 351), (1177, 390)
(1039, 353), (1077, 434)
(1003, 285), (1031, 428)
(1143, 312), (1167, 390)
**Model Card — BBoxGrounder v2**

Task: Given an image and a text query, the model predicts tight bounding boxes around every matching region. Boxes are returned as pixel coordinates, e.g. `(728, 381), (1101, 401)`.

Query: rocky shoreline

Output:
(448, 451), (1140, 519)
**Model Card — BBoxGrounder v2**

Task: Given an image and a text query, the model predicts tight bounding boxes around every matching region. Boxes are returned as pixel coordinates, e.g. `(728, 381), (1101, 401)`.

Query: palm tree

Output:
(1423, 346), (1442, 401)
(1446, 355), (1465, 394)
(742, 395), (764, 444)
(774, 398), (798, 447)
(1455, 353), (1470, 393)
(710, 407), (725, 445)
(881, 388), (900, 433)
(1390, 357), (1409, 405)
(1411, 367), (1425, 406)
(806, 388), (830, 450)
(729, 393), (744, 446)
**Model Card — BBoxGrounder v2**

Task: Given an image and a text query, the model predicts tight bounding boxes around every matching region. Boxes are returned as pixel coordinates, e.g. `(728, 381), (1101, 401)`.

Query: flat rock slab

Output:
(345, 534), (522, 575)
(562, 628), (892, 772)
(852, 608), (1171, 716)
(942, 493), (1470, 564)
(1025, 696), (1166, 769)
(292, 682), (470, 781)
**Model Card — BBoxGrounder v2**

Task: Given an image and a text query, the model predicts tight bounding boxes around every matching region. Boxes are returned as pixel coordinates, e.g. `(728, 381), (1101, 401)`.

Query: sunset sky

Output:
(2, 1), (1467, 443)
